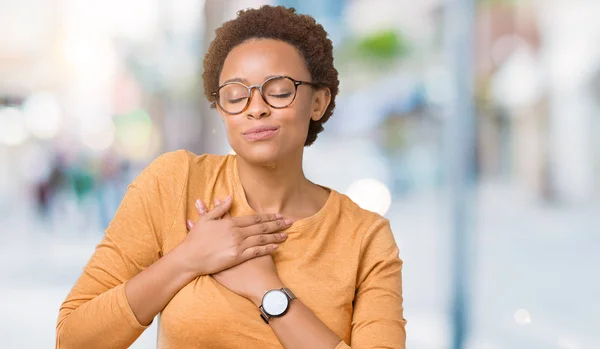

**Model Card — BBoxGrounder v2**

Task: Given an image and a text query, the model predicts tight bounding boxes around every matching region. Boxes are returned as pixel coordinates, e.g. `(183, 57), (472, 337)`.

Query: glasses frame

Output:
(211, 75), (317, 115)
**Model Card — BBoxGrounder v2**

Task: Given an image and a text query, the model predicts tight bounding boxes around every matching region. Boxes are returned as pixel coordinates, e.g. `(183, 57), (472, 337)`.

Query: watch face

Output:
(262, 290), (289, 316)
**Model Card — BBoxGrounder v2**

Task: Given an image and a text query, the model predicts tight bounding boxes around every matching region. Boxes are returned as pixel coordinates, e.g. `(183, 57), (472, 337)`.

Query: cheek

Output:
(222, 119), (242, 145)
(287, 97), (313, 126)
(280, 109), (311, 138)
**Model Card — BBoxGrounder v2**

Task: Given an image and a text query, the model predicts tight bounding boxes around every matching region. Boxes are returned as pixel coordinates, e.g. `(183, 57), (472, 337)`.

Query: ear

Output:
(310, 87), (331, 121)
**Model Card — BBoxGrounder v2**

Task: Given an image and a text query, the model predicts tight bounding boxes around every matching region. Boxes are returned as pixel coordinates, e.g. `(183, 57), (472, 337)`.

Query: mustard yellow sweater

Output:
(57, 150), (407, 348)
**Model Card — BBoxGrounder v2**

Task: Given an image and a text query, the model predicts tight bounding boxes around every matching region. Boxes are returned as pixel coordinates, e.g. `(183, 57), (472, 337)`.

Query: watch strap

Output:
(259, 306), (270, 324)
(281, 287), (296, 301)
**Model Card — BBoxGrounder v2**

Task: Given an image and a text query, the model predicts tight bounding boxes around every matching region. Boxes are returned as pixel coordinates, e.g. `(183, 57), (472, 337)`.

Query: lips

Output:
(242, 125), (280, 135)
(242, 126), (280, 141)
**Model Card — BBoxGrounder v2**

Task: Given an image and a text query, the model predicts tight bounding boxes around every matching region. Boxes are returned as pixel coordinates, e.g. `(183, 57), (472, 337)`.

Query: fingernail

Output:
(285, 219), (293, 225)
(280, 233), (287, 239)
(196, 200), (206, 214)
(275, 213), (283, 219)
(272, 244), (279, 249)
(187, 219), (193, 229)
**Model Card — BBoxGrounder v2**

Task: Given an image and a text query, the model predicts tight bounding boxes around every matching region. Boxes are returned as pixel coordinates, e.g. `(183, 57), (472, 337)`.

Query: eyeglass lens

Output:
(218, 77), (296, 114)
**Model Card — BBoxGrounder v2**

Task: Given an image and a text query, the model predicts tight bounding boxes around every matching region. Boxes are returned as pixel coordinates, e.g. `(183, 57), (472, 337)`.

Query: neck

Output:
(236, 150), (311, 216)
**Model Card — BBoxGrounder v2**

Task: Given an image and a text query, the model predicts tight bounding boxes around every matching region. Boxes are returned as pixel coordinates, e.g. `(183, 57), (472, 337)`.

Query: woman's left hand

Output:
(192, 198), (285, 306)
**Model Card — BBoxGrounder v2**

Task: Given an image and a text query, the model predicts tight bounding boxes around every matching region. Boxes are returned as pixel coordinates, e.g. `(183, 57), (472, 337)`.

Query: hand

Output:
(175, 195), (292, 277)
(196, 198), (286, 305)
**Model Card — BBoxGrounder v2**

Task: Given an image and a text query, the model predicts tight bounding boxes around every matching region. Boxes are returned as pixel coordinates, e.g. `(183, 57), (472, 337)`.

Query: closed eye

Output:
(227, 97), (248, 104)
(269, 92), (292, 99)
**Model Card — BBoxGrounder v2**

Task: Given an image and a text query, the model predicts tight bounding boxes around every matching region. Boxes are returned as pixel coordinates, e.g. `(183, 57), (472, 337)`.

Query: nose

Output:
(245, 87), (270, 119)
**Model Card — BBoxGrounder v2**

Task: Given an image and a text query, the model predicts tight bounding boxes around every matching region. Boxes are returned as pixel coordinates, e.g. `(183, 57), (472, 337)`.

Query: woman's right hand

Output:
(175, 195), (291, 277)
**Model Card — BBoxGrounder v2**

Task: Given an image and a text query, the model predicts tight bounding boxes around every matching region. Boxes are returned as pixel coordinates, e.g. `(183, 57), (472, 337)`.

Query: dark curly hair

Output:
(202, 5), (339, 146)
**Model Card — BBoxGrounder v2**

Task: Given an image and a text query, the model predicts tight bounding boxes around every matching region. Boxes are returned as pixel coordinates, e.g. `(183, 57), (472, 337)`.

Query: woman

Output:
(56, 5), (406, 349)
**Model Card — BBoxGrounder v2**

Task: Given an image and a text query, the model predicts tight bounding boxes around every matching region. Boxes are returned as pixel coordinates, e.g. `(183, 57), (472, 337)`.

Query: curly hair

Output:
(202, 5), (339, 146)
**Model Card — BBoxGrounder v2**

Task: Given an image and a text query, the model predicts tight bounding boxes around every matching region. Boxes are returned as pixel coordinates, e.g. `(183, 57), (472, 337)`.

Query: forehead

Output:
(219, 39), (310, 85)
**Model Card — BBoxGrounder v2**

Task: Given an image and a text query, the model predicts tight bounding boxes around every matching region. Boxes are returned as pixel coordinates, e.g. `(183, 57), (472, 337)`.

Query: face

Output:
(217, 39), (330, 166)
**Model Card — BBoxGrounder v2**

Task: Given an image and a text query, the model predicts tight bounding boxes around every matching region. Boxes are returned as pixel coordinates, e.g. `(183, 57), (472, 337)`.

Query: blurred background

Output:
(1, 0), (599, 348)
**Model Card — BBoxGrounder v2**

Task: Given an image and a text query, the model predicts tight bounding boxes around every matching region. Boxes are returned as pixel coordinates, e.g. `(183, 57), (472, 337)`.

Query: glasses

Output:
(212, 75), (316, 115)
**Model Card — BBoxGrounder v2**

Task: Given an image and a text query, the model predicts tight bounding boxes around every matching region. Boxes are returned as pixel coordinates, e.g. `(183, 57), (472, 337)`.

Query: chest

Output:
(158, 231), (357, 348)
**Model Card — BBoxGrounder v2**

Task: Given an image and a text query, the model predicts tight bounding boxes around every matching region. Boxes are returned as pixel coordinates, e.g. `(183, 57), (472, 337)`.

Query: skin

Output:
(219, 38), (331, 221)
(126, 38), (340, 349)
(210, 38), (339, 349)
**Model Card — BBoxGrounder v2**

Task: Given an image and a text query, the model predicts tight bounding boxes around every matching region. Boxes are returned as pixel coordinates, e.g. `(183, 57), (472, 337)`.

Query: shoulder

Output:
(334, 191), (396, 250)
(131, 150), (227, 203)
(141, 149), (190, 176)
(185, 151), (231, 171)
(136, 150), (228, 185)
(335, 191), (389, 230)
(129, 150), (230, 226)
(133, 149), (190, 188)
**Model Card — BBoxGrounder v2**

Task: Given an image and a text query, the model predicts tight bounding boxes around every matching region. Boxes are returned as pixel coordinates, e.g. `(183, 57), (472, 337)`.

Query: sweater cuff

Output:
(117, 282), (152, 330)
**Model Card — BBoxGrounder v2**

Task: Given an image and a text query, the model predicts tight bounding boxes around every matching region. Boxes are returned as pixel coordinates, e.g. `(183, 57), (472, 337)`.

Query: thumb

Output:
(202, 195), (232, 220)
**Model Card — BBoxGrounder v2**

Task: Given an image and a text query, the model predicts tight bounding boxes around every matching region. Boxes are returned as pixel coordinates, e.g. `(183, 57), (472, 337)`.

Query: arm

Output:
(123, 244), (197, 326)
(247, 287), (342, 349)
(56, 152), (186, 349)
(245, 218), (406, 349)
(57, 153), (290, 349)
(343, 218), (407, 348)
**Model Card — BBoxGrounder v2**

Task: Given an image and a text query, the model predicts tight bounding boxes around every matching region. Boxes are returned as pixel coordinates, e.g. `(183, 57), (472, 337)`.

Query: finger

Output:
(195, 199), (208, 216)
(239, 218), (292, 238)
(214, 199), (222, 220)
(238, 244), (279, 263)
(202, 195), (233, 220)
(231, 213), (283, 228)
(240, 232), (288, 251)
(214, 198), (232, 219)
(186, 219), (194, 230)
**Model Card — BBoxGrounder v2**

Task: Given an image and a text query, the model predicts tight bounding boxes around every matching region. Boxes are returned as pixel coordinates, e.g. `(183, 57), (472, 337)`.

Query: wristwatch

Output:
(259, 287), (296, 324)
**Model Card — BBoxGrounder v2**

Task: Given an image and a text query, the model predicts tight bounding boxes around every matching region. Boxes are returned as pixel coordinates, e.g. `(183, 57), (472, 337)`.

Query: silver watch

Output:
(259, 287), (296, 324)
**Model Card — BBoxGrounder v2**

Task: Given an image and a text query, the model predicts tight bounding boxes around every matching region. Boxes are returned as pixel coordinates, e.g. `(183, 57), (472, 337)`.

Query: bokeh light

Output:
(80, 119), (116, 152)
(114, 109), (154, 160)
(22, 92), (63, 140)
(345, 178), (392, 216)
(557, 335), (580, 349)
(514, 309), (532, 325)
(0, 107), (30, 146)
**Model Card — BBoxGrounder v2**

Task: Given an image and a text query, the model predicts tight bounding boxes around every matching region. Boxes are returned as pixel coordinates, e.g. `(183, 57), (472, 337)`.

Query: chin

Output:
(236, 144), (282, 167)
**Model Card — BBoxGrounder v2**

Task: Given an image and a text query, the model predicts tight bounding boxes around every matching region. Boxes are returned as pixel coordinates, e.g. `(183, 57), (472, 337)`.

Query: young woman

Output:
(57, 6), (407, 349)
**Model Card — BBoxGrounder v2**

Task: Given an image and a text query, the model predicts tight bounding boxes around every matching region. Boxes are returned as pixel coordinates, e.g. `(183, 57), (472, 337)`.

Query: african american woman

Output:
(57, 5), (407, 349)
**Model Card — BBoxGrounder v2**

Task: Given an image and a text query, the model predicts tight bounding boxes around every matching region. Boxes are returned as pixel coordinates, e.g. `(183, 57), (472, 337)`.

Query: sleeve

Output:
(336, 218), (407, 349)
(55, 151), (188, 349)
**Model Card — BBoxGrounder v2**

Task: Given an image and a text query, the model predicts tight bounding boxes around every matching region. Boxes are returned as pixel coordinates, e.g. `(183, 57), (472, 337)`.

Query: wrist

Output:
(249, 277), (285, 307)
(168, 245), (200, 281)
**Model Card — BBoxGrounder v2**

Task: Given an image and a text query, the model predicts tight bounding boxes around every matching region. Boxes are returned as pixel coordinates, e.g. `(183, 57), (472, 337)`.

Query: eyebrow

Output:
(221, 75), (283, 85)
